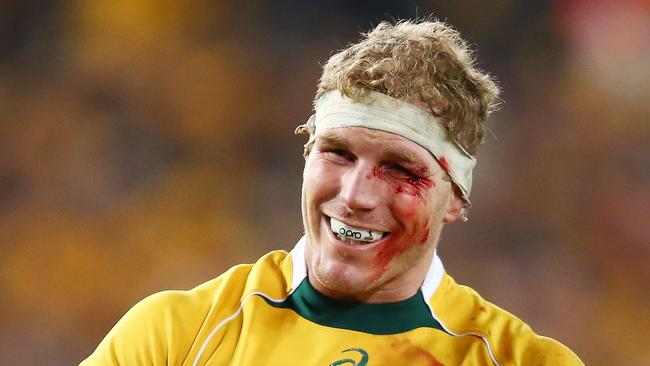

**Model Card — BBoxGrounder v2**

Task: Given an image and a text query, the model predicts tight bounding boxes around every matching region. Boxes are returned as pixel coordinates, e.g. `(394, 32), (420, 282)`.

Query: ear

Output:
(443, 188), (466, 224)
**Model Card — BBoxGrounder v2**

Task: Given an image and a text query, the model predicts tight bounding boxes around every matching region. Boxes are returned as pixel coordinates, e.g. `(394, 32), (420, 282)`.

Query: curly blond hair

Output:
(315, 19), (501, 155)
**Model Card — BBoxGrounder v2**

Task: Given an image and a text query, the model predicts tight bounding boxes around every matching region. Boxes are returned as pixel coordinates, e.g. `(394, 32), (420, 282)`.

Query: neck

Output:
(308, 249), (435, 304)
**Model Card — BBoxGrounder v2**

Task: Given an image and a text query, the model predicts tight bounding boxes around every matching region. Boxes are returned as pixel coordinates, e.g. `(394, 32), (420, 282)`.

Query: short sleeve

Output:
(80, 290), (204, 366)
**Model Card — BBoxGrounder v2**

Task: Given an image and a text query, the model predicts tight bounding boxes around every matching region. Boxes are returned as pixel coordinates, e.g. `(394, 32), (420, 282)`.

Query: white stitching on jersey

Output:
(194, 238), (308, 365)
(423, 296), (502, 366)
(192, 292), (288, 366)
(420, 253), (501, 365)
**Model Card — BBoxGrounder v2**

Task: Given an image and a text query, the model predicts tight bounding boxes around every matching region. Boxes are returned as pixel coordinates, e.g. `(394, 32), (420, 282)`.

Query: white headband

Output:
(297, 90), (476, 204)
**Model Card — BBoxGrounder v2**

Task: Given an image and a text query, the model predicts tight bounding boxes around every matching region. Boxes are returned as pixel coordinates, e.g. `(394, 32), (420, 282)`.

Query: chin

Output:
(309, 254), (382, 298)
(314, 269), (372, 298)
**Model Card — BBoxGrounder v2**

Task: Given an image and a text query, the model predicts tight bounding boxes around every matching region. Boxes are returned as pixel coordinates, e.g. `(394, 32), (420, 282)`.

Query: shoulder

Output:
(136, 248), (292, 319)
(432, 274), (584, 366)
(81, 249), (292, 365)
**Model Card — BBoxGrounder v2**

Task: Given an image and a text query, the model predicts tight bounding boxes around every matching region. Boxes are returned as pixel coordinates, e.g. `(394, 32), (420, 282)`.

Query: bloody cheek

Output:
(373, 202), (430, 272)
(396, 177), (435, 199)
(367, 167), (435, 274)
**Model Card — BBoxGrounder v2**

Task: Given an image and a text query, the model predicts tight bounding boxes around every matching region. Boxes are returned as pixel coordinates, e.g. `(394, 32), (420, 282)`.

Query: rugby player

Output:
(82, 19), (584, 365)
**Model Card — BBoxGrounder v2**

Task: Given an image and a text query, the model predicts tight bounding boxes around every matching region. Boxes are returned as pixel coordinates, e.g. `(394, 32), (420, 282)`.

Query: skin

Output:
(301, 124), (464, 303)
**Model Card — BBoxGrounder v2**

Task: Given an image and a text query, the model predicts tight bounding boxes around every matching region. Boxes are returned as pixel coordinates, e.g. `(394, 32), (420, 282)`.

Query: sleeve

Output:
(516, 335), (585, 366)
(488, 313), (585, 366)
(80, 290), (193, 366)
(79, 255), (280, 365)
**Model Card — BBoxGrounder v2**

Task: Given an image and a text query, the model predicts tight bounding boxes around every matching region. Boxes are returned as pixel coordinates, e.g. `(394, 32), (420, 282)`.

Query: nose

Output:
(339, 162), (382, 212)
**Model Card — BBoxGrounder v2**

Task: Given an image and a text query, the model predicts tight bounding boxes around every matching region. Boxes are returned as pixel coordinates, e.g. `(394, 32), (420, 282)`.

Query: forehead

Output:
(315, 127), (436, 165)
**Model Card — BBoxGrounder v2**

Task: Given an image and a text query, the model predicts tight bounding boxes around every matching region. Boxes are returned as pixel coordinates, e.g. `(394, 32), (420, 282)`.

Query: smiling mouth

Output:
(329, 217), (388, 245)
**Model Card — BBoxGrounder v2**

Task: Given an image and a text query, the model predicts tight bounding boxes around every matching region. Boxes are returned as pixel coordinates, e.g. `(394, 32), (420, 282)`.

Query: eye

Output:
(387, 164), (416, 177)
(386, 164), (431, 181)
(322, 148), (355, 162)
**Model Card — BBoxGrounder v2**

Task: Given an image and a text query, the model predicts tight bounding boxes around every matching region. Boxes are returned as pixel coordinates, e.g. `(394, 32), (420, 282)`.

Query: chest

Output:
(191, 296), (492, 366)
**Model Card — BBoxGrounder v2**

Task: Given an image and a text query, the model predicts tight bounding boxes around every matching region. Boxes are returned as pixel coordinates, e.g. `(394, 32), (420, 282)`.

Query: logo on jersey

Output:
(329, 348), (369, 366)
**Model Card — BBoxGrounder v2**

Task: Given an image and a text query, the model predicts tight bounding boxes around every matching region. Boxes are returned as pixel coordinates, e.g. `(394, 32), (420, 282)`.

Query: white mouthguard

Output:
(330, 217), (383, 242)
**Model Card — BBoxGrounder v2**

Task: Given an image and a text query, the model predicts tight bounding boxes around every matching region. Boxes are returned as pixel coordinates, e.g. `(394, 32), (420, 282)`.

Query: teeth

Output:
(330, 217), (384, 243)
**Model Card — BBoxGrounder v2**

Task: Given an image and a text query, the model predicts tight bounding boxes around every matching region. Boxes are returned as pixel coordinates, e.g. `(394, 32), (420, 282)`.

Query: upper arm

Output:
(516, 336), (584, 366)
(80, 291), (200, 366)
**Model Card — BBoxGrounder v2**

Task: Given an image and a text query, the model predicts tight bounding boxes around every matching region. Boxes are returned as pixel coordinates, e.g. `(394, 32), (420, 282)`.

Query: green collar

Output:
(265, 278), (447, 335)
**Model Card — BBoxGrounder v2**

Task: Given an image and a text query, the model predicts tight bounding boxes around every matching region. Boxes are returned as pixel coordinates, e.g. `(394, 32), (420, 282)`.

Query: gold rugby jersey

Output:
(81, 238), (583, 365)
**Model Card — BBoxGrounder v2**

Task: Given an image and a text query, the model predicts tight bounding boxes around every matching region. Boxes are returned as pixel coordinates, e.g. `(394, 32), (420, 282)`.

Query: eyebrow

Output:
(384, 149), (420, 165)
(317, 133), (419, 162)
(316, 132), (432, 174)
(315, 133), (349, 148)
(385, 150), (433, 176)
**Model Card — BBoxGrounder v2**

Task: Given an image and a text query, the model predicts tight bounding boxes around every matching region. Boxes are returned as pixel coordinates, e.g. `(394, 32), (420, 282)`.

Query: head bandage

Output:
(296, 90), (477, 205)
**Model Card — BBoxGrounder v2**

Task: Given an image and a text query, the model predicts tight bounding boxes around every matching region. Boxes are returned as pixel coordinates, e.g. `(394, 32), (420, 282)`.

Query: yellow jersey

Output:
(81, 238), (583, 365)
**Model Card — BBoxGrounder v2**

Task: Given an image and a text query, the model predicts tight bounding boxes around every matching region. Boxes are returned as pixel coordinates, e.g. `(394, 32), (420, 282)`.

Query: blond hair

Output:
(315, 19), (500, 155)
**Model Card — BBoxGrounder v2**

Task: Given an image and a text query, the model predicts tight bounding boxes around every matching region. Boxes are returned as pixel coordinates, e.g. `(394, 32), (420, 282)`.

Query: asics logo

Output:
(329, 348), (369, 366)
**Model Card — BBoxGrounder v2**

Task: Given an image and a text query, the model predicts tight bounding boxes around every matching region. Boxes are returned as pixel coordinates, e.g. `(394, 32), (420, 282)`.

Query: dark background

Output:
(1, 1), (648, 364)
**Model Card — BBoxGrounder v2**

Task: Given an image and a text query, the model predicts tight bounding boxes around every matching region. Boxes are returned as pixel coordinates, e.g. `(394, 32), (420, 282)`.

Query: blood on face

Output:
(370, 166), (435, 199)
(437, 156), (450, 174)
(367, 164), (435, 276)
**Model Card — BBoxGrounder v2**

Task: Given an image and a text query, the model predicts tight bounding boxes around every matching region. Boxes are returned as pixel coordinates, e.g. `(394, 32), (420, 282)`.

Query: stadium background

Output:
(0, 1), (648, 365)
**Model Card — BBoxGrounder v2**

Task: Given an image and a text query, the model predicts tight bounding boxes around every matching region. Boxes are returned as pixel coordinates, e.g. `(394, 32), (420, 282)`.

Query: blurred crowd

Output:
(0, 1), (648, 365)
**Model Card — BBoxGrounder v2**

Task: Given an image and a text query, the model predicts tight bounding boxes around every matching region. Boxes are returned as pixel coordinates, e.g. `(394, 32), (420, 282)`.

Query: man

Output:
(82, 19), (584, 365)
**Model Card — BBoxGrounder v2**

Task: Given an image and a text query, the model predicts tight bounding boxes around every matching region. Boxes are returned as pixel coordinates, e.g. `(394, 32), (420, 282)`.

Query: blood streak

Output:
(391, 339), (445, 366)
(370, 166), (384, 179)
(373, 220), (428, 275)
(370, 166), (435, 199)
(398, 177), (434, 198)
(420, 225), (430, 244)
(373, 237), (406, 273)
(366, 165), (434, 278)
(437, 156), (450, 173)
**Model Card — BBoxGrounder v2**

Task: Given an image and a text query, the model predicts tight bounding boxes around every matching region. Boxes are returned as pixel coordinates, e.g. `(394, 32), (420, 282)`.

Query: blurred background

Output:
(1, 0), (648, 364)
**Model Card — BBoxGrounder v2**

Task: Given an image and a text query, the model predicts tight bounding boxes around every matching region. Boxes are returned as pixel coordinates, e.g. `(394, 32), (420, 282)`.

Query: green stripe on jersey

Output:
(265, 278), (447, 335)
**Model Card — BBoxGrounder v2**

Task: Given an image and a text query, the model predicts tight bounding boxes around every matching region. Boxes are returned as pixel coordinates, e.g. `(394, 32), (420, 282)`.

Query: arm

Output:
(80, 290), (196, 366)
